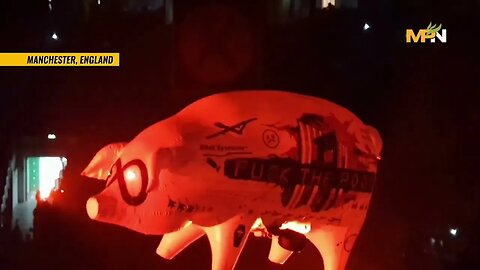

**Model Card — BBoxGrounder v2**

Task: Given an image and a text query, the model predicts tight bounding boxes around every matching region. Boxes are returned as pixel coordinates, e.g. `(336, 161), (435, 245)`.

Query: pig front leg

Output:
(156, 222), (205, 259)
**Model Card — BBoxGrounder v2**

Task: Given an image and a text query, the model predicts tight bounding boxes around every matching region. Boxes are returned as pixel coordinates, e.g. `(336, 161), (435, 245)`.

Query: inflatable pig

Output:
(82, 90), (382, 270)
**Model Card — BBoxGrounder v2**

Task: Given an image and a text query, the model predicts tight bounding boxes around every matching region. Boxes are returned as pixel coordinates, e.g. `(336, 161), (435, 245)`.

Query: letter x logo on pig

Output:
(106, 159), (149, 206)
(206, 117), (257, 139)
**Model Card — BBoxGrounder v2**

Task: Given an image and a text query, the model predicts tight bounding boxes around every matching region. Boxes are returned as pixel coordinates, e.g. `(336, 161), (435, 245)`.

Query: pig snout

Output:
(86, 194), (125, 222)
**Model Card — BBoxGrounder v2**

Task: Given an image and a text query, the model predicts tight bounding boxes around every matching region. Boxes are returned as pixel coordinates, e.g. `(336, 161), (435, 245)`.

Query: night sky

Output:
(0, 0), (479, 269)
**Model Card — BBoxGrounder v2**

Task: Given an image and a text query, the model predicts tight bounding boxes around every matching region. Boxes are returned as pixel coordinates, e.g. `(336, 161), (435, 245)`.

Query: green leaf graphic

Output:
(427, 22), (432, 30)
(426, 23), (442, 35)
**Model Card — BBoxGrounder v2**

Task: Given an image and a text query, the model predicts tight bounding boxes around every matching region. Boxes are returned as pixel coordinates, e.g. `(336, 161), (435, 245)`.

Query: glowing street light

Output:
(51, 33), (58, 40)
(47, 133), (56, 140)
(449, 228), (458, 236)
(363, 23), (371, 31)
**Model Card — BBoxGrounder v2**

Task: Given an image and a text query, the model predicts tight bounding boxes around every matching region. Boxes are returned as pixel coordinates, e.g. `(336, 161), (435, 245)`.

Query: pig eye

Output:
(123, 165), (142, 197)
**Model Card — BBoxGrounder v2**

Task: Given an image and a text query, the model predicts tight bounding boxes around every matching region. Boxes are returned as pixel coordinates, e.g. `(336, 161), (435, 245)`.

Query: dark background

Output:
(0, 0), (479, 269)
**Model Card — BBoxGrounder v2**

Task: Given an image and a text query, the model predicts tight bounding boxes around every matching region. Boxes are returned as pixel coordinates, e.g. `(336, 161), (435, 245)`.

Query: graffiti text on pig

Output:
(224, 157), (375, 211)
(224, 158), (375, 192)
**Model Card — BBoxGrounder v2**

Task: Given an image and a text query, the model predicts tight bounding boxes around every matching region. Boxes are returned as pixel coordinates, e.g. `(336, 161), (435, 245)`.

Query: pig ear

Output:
(81, 142), (128, 180)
